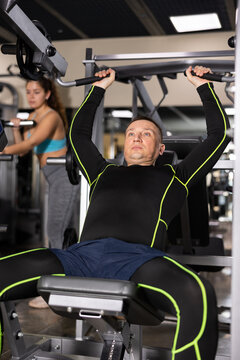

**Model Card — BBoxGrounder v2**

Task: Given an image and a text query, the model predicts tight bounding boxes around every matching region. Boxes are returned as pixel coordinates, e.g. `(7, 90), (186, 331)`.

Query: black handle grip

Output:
(184, 70), (223, 82)
(75, 73), (118, 87)
(0, 155), (13, 161)
(1, 44), (17, 55)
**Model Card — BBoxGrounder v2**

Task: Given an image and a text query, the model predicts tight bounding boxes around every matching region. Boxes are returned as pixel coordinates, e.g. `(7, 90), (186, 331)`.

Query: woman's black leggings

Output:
(0, 249), (218, 360)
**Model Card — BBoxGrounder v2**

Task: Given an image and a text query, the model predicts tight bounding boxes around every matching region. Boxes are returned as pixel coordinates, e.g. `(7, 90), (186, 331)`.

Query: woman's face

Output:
(26, 81), (50, 110)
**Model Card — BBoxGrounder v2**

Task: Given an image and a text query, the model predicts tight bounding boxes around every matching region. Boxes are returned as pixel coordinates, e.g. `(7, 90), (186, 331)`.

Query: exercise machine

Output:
(0, 0), (237, 358)
(0, 0), (67, 81)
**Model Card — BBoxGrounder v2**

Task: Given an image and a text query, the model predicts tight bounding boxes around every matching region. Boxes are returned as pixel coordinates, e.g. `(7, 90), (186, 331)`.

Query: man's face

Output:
(124, 120), (165, 166)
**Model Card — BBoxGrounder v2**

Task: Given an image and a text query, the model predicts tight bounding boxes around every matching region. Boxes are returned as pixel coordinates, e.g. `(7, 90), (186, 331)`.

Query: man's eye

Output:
(128, 132), (134, 136)
(144, 132), (150, 136)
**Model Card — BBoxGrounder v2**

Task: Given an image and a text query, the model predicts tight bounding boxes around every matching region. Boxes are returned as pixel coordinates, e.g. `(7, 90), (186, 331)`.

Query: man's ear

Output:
(159, 143), (165, 155)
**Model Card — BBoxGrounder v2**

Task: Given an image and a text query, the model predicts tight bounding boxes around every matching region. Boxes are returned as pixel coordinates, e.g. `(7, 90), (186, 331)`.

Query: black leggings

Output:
(130, 256), (218, 360)
(0, 249), (217, 360)
(0, 248), (64, 301)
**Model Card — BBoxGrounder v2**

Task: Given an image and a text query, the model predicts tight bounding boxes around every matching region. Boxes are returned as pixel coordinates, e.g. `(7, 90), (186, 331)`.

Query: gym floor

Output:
(0, 220), (232, 359)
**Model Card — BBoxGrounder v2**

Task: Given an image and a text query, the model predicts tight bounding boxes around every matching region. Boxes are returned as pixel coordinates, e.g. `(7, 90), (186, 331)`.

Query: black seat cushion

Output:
(38, 276), (164, 325)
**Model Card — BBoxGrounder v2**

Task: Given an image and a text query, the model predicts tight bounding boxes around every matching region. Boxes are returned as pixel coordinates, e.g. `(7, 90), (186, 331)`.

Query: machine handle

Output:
(56, 73), (117, 87)
(75, 75), (110, 86)
(0, 155), (13, 161)
(183, 70), (224, 82)
(46, 157), (66, 165)
(1, 44), (19, 55)
(3, 120), (36, 127)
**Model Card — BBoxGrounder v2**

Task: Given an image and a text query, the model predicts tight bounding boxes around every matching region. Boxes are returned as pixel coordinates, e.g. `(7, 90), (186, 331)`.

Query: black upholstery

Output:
(163, 135), (203, 160)
(38, 276), (164, 326)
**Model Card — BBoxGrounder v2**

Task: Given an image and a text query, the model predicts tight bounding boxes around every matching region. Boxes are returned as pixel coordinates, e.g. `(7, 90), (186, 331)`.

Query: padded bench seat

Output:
(37, 276), (164, 326)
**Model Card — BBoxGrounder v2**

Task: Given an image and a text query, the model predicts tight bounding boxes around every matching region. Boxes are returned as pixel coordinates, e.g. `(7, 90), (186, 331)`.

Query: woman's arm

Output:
(10, 117), (33, 156)
(3, 111), (59, 155)
(11, 118), (24, 145)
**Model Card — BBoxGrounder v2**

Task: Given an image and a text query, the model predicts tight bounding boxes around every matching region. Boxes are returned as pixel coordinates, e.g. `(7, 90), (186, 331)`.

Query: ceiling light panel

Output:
(170, 13), (222, 33)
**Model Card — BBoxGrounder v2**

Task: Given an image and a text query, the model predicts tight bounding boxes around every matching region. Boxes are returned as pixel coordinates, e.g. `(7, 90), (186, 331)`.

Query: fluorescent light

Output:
(225, 108), (235, 116)
(112, 110), (133, 118)
(170, 13), (221, 33)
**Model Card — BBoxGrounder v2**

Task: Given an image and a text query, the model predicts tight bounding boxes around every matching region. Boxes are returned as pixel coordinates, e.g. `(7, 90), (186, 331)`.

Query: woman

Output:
(2, 78), (80, 308)
(2, 77), (79, 249)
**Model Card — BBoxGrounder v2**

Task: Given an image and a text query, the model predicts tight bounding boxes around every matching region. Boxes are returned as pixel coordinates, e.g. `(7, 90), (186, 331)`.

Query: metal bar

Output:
(3, 120), (35, 127)
(84, 49), (104, 154)
(0, 154), (13, 161)
(1, 302), (26, 357)
(213, 160), (234, 170)
(132, 84), (138, 118)
(46, 157), (66, 165)
(111, 60), (234, 80)
(171, 255), (232, 267)
(94, 50), (234, 62)
(231, 0), (240, 357)
(56, 77), (76, 87)
(58, 60), (235, 87)
(130, 324), (143, 360)
(134, 79), (167, 135)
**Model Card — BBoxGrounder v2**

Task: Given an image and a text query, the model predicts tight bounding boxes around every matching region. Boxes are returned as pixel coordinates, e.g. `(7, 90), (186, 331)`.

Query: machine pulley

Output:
(16, 20), (55, 81)
(0, 0), (67, 80)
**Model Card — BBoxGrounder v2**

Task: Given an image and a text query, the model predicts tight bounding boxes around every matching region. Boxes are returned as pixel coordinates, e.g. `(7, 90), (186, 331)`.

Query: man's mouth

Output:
(132, 146), (143, 150)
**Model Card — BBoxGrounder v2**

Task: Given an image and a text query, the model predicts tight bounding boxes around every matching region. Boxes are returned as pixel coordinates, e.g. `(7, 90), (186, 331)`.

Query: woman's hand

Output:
(10, 118), (21, 130)
(0, 148), (7, 155)
(185, 65), (212, 88)
(93, 68), (115, 90)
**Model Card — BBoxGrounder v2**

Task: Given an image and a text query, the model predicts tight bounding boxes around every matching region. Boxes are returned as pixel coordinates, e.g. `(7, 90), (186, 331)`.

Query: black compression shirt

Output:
(69, 83), (230, 250)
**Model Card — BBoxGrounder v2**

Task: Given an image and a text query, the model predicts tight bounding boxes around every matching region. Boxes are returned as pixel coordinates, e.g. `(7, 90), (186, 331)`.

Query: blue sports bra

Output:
(33, 137), (67, 154)
(27, 109), (67, 154)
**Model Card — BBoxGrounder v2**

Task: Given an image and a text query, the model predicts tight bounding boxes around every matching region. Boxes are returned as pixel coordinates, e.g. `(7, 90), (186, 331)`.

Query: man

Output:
(0, 66), (230, 360)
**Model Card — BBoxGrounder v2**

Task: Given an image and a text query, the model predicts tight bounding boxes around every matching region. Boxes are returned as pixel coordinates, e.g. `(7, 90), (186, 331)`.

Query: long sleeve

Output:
(69, 86), (110, 186)
(175, 82), (231, 189)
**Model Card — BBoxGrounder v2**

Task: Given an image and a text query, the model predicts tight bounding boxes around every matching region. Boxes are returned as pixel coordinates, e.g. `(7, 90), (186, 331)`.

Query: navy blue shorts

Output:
(51, 238), (166, 280)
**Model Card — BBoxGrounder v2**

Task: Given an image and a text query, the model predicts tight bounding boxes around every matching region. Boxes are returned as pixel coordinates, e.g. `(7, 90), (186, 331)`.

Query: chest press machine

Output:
(1, 153), (232, 360)
(0, 1), (236, 358)
(1, 137), (233, 359)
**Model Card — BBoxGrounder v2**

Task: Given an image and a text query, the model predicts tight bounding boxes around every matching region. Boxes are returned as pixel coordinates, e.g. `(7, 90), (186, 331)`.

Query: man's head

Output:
(124, 116), (165, 166)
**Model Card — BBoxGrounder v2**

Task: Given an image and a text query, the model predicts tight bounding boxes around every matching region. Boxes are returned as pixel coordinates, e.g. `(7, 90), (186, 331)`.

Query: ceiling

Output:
(0, 0), (237, 44)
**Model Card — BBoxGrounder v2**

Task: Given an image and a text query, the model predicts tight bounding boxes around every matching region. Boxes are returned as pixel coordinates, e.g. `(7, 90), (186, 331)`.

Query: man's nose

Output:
(133, 134), (142, 141)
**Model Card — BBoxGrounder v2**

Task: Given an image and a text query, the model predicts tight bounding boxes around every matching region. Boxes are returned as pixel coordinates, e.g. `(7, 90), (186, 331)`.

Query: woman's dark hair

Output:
(27, 77), (68, 132)
(127, 115), (163, 142)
